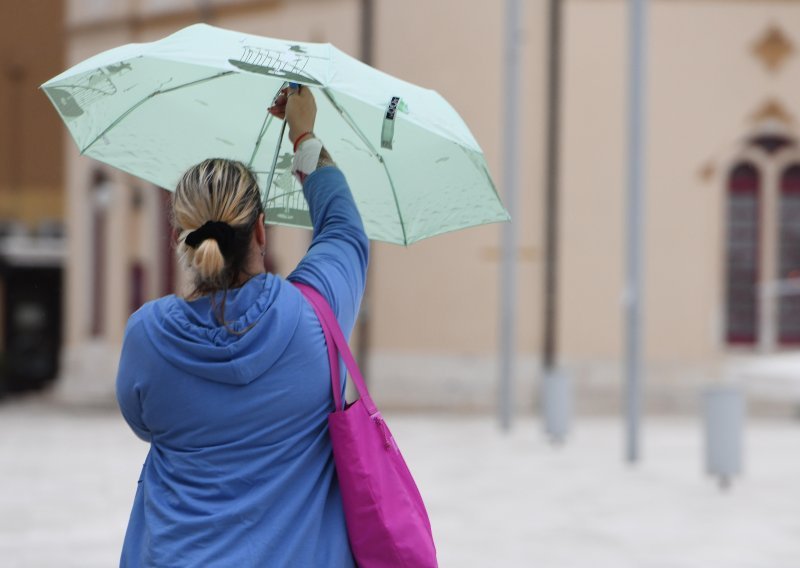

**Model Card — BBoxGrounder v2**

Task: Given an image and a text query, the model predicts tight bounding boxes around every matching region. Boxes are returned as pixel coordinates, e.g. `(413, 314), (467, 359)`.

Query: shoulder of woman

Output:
(123, 295), (172, 340)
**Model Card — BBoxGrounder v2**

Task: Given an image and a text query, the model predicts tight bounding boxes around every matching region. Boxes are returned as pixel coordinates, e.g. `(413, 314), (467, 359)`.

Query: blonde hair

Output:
(173, 158), (263, 297)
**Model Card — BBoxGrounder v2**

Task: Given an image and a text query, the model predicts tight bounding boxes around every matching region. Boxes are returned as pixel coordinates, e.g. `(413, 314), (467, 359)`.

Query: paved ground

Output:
(1, 396), (798, 567)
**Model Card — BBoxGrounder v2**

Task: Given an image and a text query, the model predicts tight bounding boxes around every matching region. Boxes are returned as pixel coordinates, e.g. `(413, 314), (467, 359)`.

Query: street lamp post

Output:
(541, 0), (572, 445)
(624, 0), (648, 464)
(499, 0), (522, 431)
(355, 0), (375, 376)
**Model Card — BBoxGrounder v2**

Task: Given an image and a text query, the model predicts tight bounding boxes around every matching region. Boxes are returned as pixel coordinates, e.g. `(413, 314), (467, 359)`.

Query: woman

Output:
(116, 86), (367, 567)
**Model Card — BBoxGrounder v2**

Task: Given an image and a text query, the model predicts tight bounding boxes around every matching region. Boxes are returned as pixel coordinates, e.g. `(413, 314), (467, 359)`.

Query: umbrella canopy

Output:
(42, 23), (509, 245)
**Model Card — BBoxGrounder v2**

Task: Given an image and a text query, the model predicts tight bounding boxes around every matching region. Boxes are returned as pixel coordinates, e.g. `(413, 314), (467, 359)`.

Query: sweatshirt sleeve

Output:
(288, 166), (369, 335)
(115, 315), (152, 442)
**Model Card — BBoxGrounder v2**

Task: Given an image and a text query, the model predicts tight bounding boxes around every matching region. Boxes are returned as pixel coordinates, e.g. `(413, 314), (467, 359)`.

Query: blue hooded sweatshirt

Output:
(116, 167), (368, 567)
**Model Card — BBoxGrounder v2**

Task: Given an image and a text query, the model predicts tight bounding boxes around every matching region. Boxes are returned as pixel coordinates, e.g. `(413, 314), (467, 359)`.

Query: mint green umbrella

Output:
(42, 24), (509, 245)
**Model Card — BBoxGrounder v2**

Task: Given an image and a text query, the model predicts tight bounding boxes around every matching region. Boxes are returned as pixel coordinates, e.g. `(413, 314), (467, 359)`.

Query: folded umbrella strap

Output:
(293, 282), (378, 416)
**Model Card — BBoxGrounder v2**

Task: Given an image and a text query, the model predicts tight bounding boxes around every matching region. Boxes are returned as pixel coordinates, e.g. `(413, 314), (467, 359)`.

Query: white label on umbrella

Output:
(381, 96), (401, 150)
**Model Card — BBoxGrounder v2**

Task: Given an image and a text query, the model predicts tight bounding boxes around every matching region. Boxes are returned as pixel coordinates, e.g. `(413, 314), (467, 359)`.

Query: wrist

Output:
(292, 131), (314, 152)
(289, 123), (314, 141)
(291, 137), (324, 183)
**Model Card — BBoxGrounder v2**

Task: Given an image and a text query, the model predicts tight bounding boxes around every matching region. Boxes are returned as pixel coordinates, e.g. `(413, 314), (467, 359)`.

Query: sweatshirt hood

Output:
(140, 274), (302, 386)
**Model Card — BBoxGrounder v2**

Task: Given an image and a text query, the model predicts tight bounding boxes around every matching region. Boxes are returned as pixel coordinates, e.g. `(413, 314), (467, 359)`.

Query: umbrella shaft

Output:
(264, 119), (288, 206)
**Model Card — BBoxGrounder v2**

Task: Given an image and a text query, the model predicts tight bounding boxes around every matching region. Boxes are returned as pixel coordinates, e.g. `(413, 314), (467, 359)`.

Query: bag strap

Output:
(293, 282), (378, 416)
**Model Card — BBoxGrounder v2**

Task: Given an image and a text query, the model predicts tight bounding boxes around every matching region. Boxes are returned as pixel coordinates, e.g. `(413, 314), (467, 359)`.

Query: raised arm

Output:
(269, 86), (369, 333)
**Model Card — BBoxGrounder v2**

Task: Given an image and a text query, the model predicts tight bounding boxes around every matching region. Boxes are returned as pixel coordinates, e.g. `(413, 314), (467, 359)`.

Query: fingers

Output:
(268, 90), (287, 118)
(267, 86), (300, 118)
(268, 103), (286, 118)
(268, 85), (315, 120)
(268, 104), (285, 118)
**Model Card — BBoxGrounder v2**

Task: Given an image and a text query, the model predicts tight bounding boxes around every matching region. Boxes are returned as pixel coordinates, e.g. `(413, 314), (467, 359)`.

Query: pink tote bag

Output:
(294, 282), (438, 568)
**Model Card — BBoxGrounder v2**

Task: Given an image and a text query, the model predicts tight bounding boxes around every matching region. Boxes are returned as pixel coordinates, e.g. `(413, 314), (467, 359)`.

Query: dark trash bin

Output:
(0, 233), (64, 394)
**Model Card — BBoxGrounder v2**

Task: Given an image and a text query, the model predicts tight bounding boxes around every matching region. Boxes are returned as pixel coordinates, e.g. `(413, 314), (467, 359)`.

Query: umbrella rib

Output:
(320, 88), (379, 157)
(79, 71), (236, 155)
(247, 110), (274, 168)
(263, 119), (287, 205)
(320, 88), (408, 244)
(377, 156), (408, 246)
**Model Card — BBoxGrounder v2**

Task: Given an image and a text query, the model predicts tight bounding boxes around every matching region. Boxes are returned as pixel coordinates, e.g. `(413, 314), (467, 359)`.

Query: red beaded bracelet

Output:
(293, 131), (314, 152)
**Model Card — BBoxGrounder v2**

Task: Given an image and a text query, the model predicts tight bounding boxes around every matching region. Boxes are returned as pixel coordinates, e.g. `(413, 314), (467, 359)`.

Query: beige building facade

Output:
(0, 0), (65, 224)
(57, 0), (800, 413)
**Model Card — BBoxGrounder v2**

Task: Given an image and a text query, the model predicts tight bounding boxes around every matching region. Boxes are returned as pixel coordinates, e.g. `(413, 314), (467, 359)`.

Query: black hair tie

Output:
(185, 221), (236, 258)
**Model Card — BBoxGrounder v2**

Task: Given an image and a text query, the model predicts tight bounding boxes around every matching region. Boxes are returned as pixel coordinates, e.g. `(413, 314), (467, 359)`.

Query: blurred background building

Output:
(2, 0), (799, 415)
(0, 1), (66, 396)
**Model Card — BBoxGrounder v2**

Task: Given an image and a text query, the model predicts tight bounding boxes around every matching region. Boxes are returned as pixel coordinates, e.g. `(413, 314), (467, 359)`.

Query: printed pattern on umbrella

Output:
(47, 63), (133, 118)
(255, 151), (312, 228)
(228, 43), (322, 86)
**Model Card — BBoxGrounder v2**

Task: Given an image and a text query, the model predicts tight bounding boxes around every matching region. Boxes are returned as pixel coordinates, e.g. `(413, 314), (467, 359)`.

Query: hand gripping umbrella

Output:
(42, 23), (509, 245)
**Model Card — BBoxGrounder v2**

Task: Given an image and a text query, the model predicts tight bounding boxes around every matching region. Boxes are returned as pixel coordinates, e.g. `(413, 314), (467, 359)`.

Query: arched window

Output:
(725, 163), (761, 345)
(778, 164), (800, 344)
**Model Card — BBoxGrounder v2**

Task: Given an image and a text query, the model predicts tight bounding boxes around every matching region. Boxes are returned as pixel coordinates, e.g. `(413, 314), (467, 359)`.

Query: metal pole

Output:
(542, 0), (562, 374)
(540, 0), (571, 445)
(355, 0), (375, 374)
(360, 0), (374, 66)
(625, 0), (648, 463)
(499, 0), (522, 431)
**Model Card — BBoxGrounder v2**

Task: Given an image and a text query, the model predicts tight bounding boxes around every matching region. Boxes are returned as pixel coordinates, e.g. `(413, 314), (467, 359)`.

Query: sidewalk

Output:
(1, 397), (798, 567)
